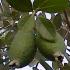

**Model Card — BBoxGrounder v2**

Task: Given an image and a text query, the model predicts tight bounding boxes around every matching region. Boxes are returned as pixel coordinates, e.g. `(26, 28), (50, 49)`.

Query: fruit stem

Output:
(39, 58), (53, 70)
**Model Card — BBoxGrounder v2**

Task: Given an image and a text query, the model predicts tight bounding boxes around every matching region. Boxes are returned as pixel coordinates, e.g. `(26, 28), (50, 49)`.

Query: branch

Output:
(63, 10), (70, 30)
(35, 51), (53, 70)
(39, 58), (53, 70)
(64, 53), (70, 63)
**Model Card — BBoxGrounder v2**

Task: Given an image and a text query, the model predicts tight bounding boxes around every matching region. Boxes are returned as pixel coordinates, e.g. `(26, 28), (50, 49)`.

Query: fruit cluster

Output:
(0, 0), (67, 68)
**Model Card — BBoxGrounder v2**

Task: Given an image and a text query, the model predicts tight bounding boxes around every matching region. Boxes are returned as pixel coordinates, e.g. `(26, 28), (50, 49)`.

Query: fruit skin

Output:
(6, 0), (32, 12)
(36, 32), (66, 61)
(36, 14), (56, 42)
(8, 14), (36, 68)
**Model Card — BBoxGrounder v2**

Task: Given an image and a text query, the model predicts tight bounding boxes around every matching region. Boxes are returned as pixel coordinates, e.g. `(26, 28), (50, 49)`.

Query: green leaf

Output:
(33, 0), (69, 12)
(53, 14), (62, 30)
(36, 15), (56, 42)
(6, 0), (33, 12)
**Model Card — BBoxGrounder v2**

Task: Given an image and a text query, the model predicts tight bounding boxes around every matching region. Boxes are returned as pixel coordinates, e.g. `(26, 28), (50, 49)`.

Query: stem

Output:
(36, 51), (53, 70)
(36, 62), (39, 68)
(39, 58), (53, 70)
(64, 53), (70, 63)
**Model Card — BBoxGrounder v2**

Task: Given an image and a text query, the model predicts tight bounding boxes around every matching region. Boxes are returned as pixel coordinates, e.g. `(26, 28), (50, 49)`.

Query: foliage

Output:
(0, 0), (70, 70)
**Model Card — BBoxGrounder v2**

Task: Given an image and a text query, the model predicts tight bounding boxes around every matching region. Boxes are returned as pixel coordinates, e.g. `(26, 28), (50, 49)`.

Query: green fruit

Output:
(6, 0), (32, 12)
(8, 14), (36, 68)
(36, 32), (66, 61)
(36, 15), (56, 42)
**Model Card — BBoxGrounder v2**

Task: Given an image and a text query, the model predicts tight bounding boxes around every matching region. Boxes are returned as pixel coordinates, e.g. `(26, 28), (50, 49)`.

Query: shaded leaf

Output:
(6, 0), (33, 12)
(33, 0), (69, 12)
(53, 14), (62, 30)
(36, 15), (56, 42)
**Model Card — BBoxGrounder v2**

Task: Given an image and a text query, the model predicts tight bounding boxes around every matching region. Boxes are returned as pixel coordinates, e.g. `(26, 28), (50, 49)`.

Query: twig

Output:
(64, 53), (70, 63)
(64, 10), (70, 30)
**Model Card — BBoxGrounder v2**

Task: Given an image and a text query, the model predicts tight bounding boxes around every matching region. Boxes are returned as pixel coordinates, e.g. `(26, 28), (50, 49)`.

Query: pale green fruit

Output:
(8, 14), (36, 68)
(36, 32), (66, 61)
(36, 15), (56, 42)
